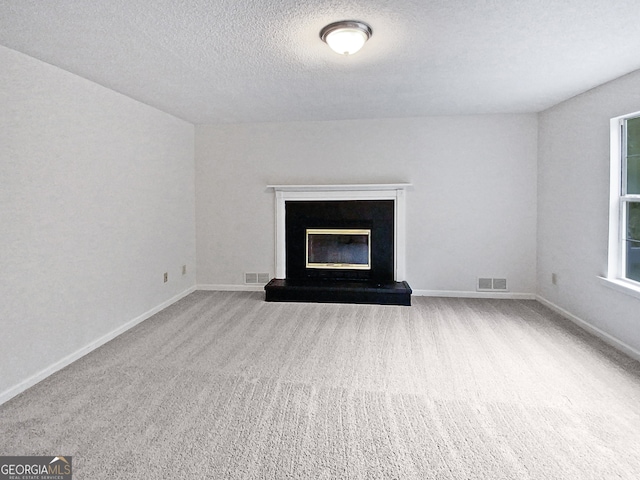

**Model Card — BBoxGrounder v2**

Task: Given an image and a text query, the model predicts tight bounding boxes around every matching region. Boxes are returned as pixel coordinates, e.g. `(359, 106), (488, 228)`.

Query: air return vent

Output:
(492, 278), (507, 290)
(477, 277), (508, 292)
(245, 273), (270, 284)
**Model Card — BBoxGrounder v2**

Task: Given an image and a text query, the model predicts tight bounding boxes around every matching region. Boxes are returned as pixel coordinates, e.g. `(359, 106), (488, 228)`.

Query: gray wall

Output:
(195, 115), (538, 295)
(0, 45), (197, 399)
(538, 69), (640, 356)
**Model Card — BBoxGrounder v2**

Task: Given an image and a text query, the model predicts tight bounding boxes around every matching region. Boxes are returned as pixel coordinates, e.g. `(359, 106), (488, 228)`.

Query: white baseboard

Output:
(198, 284), (535, 299)
(412, 289), (536, 300)
(198, 284), (266, 292)
(536, 295), (640, 363)
(0, 286), (197, 406)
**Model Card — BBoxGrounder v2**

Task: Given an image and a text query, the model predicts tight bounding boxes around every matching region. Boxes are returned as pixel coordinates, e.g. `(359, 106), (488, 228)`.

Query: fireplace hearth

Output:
(265, 184), (412, 306)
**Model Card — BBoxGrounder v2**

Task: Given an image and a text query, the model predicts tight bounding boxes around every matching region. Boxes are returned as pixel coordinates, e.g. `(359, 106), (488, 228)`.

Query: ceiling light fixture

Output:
(320, 20), (372, 56)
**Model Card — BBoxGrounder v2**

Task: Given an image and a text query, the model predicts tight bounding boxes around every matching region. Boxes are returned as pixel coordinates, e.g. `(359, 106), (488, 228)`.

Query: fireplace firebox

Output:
(265, 185), (412, 306)
(306, 229), (371, 270)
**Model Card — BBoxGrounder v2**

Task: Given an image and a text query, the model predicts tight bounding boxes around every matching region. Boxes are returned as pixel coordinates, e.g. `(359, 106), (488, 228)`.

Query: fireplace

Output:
(264, 184), (412, 305)
(285, 199), (394, 282)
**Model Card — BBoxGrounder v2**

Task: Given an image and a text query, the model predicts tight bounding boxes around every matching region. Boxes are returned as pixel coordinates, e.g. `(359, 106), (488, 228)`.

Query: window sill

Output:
(598, 276), (640, 300)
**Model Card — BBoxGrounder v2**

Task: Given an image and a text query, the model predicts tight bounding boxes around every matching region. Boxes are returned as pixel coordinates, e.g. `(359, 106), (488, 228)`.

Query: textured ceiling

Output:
(2, 0), (640, 124)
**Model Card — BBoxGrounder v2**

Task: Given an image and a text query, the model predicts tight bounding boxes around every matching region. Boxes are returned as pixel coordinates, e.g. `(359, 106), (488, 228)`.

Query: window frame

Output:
(605, 111), (640, 297)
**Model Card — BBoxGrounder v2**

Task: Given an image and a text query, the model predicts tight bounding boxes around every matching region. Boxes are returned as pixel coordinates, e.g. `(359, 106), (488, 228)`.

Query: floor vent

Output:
(477, 277), (508, 292)
(245, 273), (270, 284)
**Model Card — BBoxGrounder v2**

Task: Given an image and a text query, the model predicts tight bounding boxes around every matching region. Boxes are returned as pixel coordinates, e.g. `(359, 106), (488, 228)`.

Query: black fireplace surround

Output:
(265, 200), (412, 305)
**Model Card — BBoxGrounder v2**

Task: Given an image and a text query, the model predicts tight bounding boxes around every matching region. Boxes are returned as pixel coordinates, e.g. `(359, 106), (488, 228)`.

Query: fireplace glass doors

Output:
(306, 229), (371, 270)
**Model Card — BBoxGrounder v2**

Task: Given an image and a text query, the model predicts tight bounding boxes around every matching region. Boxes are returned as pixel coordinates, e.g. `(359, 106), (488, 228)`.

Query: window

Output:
(608, 113), (640, 287)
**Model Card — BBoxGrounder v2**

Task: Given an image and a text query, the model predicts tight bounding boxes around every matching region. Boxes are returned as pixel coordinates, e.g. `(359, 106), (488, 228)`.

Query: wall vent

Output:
(245, 273), (270, 284)
(477, 277), (508, 292)
(492, 278), (507, 290)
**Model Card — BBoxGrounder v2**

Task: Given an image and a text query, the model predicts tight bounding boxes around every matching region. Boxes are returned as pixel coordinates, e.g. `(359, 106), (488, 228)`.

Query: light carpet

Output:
(2, 291), (640, 479)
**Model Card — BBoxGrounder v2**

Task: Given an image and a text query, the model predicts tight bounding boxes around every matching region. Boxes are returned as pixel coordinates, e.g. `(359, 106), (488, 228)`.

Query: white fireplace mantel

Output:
(268, 184), (411, 281)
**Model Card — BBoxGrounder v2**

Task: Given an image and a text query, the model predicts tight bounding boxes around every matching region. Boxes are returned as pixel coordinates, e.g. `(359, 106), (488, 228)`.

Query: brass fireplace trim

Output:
(306, 228), (371, 270)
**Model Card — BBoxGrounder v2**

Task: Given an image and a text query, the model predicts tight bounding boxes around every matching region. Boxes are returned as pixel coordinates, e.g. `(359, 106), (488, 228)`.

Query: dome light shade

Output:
(320, 21), (372, 56)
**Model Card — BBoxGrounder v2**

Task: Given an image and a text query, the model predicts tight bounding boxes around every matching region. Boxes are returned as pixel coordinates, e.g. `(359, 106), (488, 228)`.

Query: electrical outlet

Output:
(164, 272), (168, 283)
(182, 265), (187, 275)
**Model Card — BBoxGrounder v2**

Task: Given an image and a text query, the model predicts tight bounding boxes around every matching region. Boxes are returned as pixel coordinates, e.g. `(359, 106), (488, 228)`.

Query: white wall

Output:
(195, 115), (538, 296)
(538, 69), (640, 356)
(0, 46), (196, 400)
(5, 33), (637, 405)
